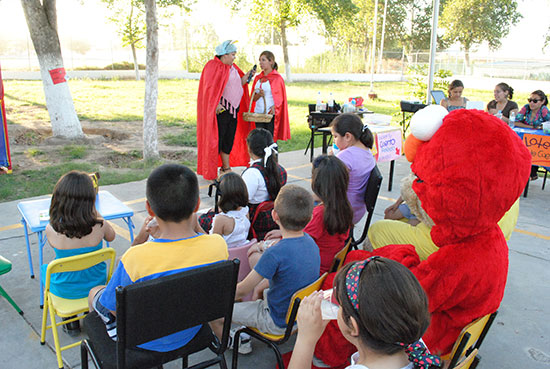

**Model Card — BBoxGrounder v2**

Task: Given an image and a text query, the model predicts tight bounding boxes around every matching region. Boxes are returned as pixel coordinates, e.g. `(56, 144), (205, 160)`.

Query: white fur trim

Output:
(410, 105), (448, 141)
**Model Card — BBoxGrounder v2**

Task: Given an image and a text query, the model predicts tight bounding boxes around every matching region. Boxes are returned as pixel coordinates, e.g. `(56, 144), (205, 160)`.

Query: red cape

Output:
(250, 70), (291, 142)
(197, 58), (252, 180)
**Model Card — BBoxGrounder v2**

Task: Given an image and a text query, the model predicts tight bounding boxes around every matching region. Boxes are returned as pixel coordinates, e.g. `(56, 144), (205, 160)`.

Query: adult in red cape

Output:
(310, 108), (531, 368)
(197, 40), (254, 181)
(250, 50), (290, 142)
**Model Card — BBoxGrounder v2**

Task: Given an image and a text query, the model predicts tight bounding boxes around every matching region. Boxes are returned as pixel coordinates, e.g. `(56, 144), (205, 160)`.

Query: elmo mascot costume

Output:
(313, 107), (531, 366)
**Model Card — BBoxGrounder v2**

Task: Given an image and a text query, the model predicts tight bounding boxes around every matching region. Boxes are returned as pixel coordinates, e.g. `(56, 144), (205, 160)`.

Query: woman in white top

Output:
(250, 51), (291, 142)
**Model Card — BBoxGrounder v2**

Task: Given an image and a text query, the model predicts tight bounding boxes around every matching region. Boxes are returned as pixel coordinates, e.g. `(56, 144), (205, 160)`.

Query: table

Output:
(17, 190), (135, 306)
(513, 127), (550, 197)
(305, 108), (373, 162)
(319, 124), (403, 191)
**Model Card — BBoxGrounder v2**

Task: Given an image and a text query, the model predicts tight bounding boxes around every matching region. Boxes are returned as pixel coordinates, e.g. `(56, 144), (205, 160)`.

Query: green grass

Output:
(59, 145), (88, 159)
(0, 163), (154, 202)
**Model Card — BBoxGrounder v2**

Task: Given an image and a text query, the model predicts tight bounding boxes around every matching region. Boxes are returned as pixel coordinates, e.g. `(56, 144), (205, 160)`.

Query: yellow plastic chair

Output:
(231, 273), (328, 369)
(40, 248), (116, 369)
(442, 312), (498, 369)
(329, 239), (352, 273)
(450, 349), (478, 369)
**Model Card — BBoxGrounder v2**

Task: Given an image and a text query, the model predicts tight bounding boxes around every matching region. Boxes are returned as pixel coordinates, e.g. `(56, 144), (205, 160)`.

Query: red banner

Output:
(523, 133), (550, 166)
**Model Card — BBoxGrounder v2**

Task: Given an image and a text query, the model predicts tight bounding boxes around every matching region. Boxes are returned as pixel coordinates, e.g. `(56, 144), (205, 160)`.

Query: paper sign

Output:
(523, 133), (550, 166)
(375, 129), (402, 163)
(49, 68), (67, 85)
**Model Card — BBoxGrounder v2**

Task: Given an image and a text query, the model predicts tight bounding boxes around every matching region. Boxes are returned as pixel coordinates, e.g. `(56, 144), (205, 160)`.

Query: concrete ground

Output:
(0, 147), (549, 369)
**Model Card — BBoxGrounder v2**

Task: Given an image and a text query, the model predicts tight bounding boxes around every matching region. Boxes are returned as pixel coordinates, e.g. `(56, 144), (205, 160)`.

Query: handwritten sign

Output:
(523, 133), (550, 166)
(374, 129), (402, 162)
(49, 68), (67, 85)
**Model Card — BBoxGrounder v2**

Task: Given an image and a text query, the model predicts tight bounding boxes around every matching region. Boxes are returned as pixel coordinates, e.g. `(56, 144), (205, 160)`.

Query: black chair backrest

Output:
(308, 104), (316, 113)
(351, 165), (383, 248)
(116, 259), (239, 352)
(365, 165), (383, 215)
(431, 90), (446, 105)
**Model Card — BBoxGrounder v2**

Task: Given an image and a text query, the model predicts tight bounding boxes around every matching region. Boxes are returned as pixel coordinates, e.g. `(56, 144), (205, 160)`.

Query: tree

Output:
(103, 0), (146, 80)
(20, 0), (83, 139)
(440, 0), (521, 68)
(232, 0), (356, 81)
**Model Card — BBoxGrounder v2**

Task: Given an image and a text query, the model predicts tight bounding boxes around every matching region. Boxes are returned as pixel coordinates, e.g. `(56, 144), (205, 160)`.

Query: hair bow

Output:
(264, 143), (278, 166)
(396, 340), (442, 369)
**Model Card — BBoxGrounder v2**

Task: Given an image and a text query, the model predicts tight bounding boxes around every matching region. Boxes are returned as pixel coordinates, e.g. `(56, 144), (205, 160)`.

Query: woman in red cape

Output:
(196, 40), (253, 181)
(250, 51), (290, 142)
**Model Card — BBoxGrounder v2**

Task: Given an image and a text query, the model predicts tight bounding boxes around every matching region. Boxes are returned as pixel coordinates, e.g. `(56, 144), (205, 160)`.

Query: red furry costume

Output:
(314, 109), (531, 366)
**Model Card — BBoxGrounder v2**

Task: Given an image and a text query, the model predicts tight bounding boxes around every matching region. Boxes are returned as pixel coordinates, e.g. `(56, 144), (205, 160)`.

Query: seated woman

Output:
(440, 79), (468, 112)
(513, 90), (550, 180)
(487, 82), (518, 124)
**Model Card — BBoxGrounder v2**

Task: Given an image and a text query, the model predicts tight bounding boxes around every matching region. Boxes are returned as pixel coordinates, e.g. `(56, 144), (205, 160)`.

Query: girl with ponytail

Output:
(242, 128), (287, 239)
(330, 113), (376, 224)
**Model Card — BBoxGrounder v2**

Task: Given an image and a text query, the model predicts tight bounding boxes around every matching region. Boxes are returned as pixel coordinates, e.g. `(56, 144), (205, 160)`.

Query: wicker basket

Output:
(243, 91), (274, 123)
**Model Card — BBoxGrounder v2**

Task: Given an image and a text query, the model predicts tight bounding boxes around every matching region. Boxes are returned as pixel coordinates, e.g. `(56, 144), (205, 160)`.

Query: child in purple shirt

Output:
(331, 113), (376, 224)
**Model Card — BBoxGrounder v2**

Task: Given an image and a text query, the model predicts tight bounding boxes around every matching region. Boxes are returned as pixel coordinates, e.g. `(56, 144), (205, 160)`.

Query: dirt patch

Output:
(7, 115), (197, 173)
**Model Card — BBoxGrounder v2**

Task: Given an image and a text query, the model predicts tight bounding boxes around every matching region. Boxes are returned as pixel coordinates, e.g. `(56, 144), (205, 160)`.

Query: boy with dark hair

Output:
(88, 164), (228, 352)
(213, 184), (320, 353)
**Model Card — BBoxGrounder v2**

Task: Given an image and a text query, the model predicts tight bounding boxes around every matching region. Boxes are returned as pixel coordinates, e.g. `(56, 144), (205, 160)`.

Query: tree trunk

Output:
(21, 0), (83, 139)
(279, 14), (291, 82)
(143, 0), (159, 160)
(464, 48), (471, 74)
(131, 43), (140, 81)
(129, 3), (140, 81)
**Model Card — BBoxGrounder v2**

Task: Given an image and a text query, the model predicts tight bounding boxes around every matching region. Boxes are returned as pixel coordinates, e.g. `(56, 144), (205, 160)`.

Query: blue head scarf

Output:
(215, 40), (238, 56)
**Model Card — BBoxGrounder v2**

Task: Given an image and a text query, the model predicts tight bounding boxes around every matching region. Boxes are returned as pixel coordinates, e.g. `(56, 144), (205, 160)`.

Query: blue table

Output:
(513, 127), (550, 197)
(17, 190), (134, 306)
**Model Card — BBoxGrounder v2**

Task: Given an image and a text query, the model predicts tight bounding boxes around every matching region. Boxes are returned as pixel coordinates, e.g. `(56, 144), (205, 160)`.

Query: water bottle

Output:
(315, 92), (322, 112)
(351, 98), (357, 112)
(328, 93), (334, 112)
(496, 110), (503, 120)
(332, 143), (340, 155)
(508, 111), (516, 128)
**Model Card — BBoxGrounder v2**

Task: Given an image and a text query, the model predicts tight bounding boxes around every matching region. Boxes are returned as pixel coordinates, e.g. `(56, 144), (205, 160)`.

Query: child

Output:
(263, 155), (353, 274)
(288, 257), (441, 369)
(242, 128), (287, 239)
(44, 171), (115, 335)
(210, 172), (251, 248)
(330, 113), (375, 224)
(88, 164), (228, 352)
(215, 184), (320, 353)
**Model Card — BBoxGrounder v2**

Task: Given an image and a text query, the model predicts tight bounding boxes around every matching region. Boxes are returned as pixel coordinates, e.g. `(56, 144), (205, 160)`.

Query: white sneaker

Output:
(229, 327), (252, 354)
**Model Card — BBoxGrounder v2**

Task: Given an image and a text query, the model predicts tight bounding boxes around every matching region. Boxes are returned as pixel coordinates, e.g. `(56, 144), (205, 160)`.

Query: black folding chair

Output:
(350, 165), (383, 249)
(81, 259), (240, 369)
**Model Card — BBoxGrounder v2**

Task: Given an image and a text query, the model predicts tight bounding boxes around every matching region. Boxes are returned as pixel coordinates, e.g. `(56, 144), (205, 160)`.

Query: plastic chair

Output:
(0, 255), (23, 315)
(443, 311), (498, 369)
(351, 165), (383, 249)
(41, 248), (116, 369)
(228, 239), (257, 301)
(431, 90), (446, 105)
(231, 273), (328, 369)
(81, 259), (240, 369)
(450, 349), (478, 369)
(328, 239), (352, 273)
